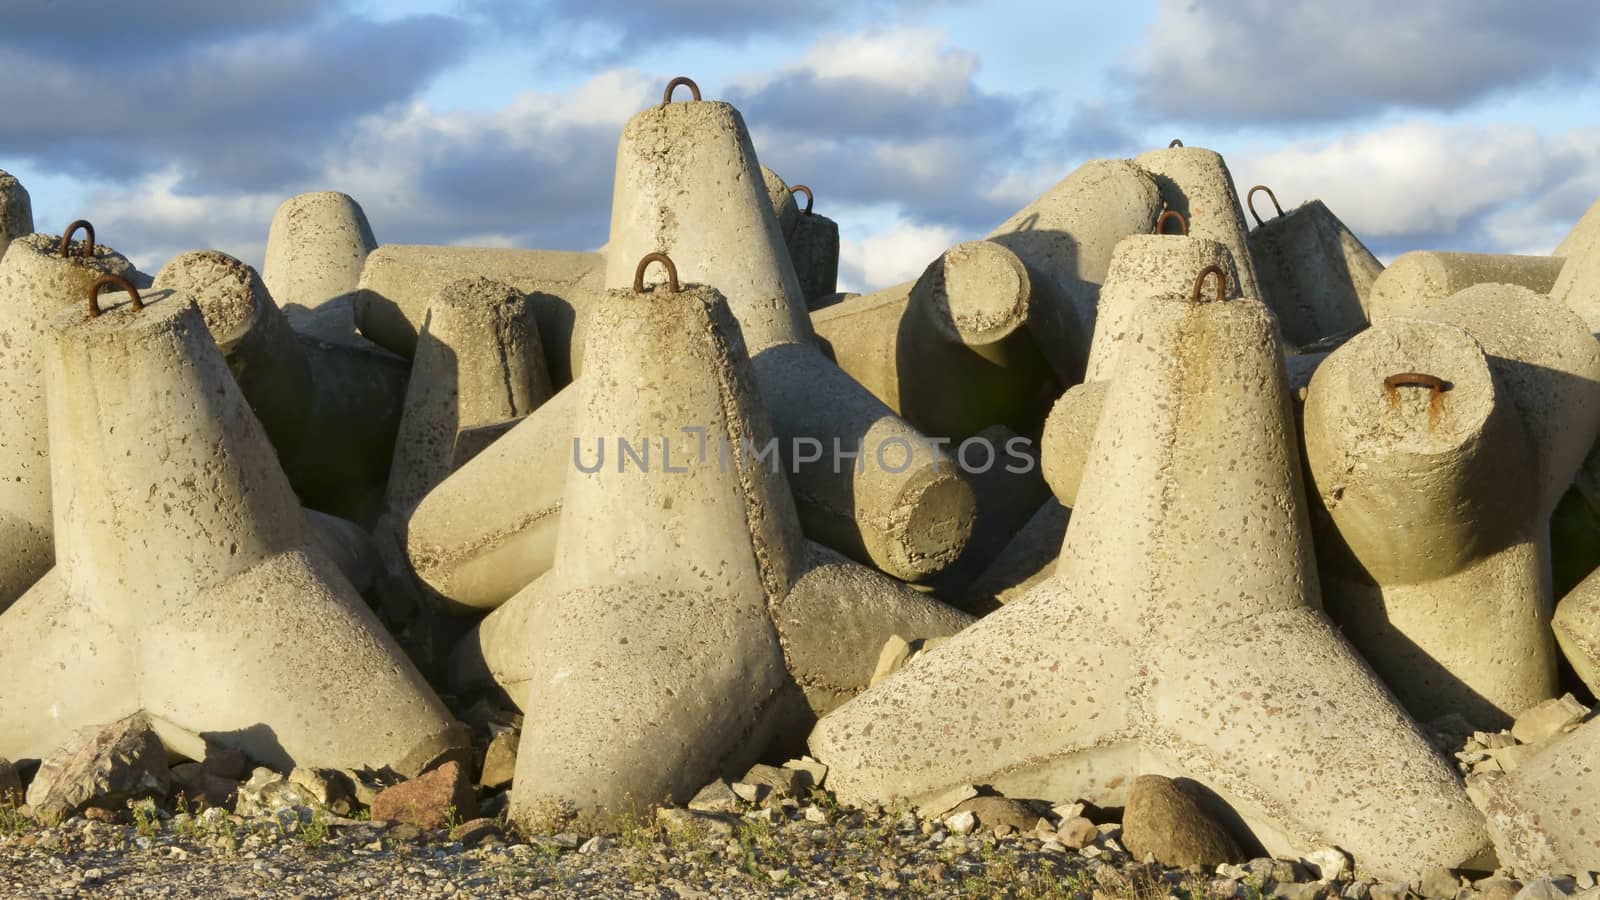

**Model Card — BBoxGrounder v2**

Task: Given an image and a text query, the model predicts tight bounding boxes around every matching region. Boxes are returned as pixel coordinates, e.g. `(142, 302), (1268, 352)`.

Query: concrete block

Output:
(811, 239), (1057, 440)
(807, 264), (1489, 879)
(262, 191), (377, 342)
(0, 169), (31, 262)
(1246, 186), (1382, 345)
(1039, 380), (1106, 508)
(784, 185), (839, 306)
(964, 498), (1070, 609)
(508, 257), (795, 830)
(1555, 568), (1600, 696)
(986, 158), (1164, 381)
(1483, 715), (1600, 875)
(355, 244), (603, 384)
(1367, 251), (1565, 323)
(1304, 284), (1600, 727)
(0, 279), (463, 775)
(0, 226), (138, 611)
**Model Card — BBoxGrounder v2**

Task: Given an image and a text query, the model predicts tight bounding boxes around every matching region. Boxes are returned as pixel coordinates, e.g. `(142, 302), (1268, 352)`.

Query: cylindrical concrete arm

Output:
(1367, 251), (1565, 322)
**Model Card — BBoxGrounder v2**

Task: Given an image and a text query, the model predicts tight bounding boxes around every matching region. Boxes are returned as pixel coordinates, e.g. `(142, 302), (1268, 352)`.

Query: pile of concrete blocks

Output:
(5, 73), (1600, 881)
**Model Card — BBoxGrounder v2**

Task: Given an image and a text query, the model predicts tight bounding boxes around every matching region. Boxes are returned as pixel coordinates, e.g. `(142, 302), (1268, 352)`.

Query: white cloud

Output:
(838, 219), (960, 293)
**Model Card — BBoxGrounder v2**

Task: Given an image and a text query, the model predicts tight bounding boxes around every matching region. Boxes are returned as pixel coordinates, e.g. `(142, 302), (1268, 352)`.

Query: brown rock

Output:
(370, 761), (478, 829)
(948, 795), (1042, 835)
(1057, 816), (1099, 849)
(738, 764), (806, 797)
(1121, 775), (1243, 868)
(478, 731), (518, 789)
(24, 713), (171, 825)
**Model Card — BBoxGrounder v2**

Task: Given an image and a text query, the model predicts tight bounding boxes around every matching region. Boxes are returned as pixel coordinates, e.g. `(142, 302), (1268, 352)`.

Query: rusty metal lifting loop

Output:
(1247, 185), (1284, 227)
(1169, 139), (1183, 148)
(1154, 210), (1188, 236)
(662, 77), (701, 105)
(634, 253), (681, 294)
(58, 220), (96, 258)
(1191, 265), (1227, 304)
(791, 184), (814, 215)
(87, 274), (142, 317)
(1384, 372), (1448, 425)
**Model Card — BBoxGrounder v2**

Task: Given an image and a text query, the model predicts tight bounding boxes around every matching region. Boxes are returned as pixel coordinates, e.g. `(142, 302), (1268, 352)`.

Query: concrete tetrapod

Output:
(152, 250), (409, 525)
(0, 169), (31, 261)
(1366, 251), (1565, 323)
(807, 266), (1490, 879)
(1553, 565), (1600, 696)
(355, 244), (603, 384)
(984, 158), (1164, 381)
(811, 239), (1057, 440)
(1303, 284), (1600, 728)
(604, 78), (975, 582)
(0, 225), (137, 611)
(261, 191), (377, 342)
(1245, 185), (1381, 345)
(0, 277), (464, 774)
(1482, 714), (1600, 875)
(784, 185), (840, 307)
(508, 255), (796, 829)
(1133, 145), (1265, 321)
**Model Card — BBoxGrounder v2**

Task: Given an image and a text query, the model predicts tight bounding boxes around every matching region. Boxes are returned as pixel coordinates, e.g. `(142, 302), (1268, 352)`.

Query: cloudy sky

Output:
(3, 0), (1598, 293)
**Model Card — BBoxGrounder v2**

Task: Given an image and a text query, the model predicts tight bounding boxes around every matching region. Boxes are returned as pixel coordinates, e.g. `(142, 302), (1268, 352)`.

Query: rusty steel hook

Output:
(633, 253), (681, 294)
(1169, 139), (1183, 148)
(1191, 265), (1227, 304)
(1384, 372), (1448, 428)
(661, 77), (701, 105)
(87, 274), (142, 317)
(58, 220), (96, 258)
(1154, 210), (1189, 236)
(1247, 185), (1285, 227)
(791, 184), (814, 215)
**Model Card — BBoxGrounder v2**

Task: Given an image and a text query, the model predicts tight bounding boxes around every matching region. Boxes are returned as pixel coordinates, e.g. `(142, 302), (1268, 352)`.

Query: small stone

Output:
(1486, 743), (1540, 773)
(1419, 865), (1461, 899)
(767, 868), (791, 884)
(688, 779), (742, 813)
(1122, 775), (1243, 869)
(945, 810), (977, 836)
(387, 823), (424, 843)
(1213, 878), (1242, 898)
(781, 756), (827, 790)
(1513, 878), (1571, 900)
(1217, 863), (1250, 880)
(1058, 816), (1099, 849)
(1041, 839), (1067, 854)
(738, 763), (805, 797)
(869, 635), (914, 688)
(1511, 695), (1589, 745)
(730, 782), (765, 804)
(1475, 878), (1525, 900)
(25, 713), (171, 825)
(1303, 847), (1352, 882)
(578, 835), (613, 854)
(1081, 844), (1104, 860)
(655, 807), (737, 836)
(803, 805), (828, 824)
(289, 767), (357, 816)
(1052, 801), (1087, 821)
(917, 783), (979, 820)
(1342, 883), (1371, 900)
(478, 730), (518, 790)
(1370, 882), (1411, 900)
(1478, 732), (1518, 750)
(1247, 858), (1301, 885)
(234, 768), (317, 818)
(1576, 874), (1597, 891)
(449, 817), (502, 845)
(947, 795), (1042, 835)
(1274, 884), (1322, 900)
(369, 761), (477, 830)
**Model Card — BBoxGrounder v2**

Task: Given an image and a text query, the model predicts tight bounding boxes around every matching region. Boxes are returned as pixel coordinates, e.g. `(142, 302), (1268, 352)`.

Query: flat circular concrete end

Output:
(154, 250), (270, 356)
(917, 240), (1031, 346)
(881, 463), (977, 581)
(1040, 380), (1108, 507)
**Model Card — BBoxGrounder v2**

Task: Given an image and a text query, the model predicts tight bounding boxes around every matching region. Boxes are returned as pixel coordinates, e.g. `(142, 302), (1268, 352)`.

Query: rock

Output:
(1303, 847), (1352, 882)
(387, 823), (425, 843)
(947, 795), (1042, 835)
(915, 783), (979, 820)
(1343, 883), (1372, 900)
(687, 779), (742, 813)
(1486, 744), (1540, 773)
(169, 763), (238, 809)
(1053, 801), (1087, 821)
(1514, 878), (1571, 900)
(340, 768), (402, 807)
(1419, 866), (1462, 899)
(655, 807), (738, 836)
(478, 731), (518, 790)
(1121, 775), (1244, 869)
(24, 713), (171, 825)
(288, 767), (358, 816)
(1476, 877), (1524, 900)
(1370, 883), (1411, 900)
(450, 817), (502, 845)
(738, 763), (806, 797)
(1059, 817), (1099, 849)
(234, 768), (318, 817)
(0, 757), (22, 805)
(1511, 695), (1588, 745)
(945, 810), (978, 836)
(1478, 732), (1518, 750)
(370, 761), (478, 830)
(730, 782), (765, 804)
(1274, 884), (1323, 900)
(782, 757), (827, 790)
(869, 635), (914, 688)
(579, 835), (614, 854)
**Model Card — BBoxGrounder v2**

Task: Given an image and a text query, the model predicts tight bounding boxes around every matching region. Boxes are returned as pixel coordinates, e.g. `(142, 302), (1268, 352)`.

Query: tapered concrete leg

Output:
(356, 245), (603, 384)
(1367, 251), (1565, 323)
(1084, 233), (1241, 382)
(0, 231), (138, 610)
(809, 269), (1488, 879)
(509, 269), (794, 830)
(965, 499), (1070, 609)
(0, 170), (31, 261)
(985, 159), (1163, 379)
(788, 209), (839, 306)
(1247, 196), (1381, 344)
(1483, 714), (1600, 875)
(4, 286), (464, 775)
(262, 191), (377, 342)
(1133, 146), (1265, 313)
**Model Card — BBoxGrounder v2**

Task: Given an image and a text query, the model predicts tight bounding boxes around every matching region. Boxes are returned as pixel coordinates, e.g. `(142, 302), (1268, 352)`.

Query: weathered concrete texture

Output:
(262, 191), (377, 341)
(1554, 200), (1600, 337)
(761, 165), (802, 244)
(921, 425), (1052, 602)
(355, 245), (603, 384)
(1483, 714), (1600, 875)
(0, 170), (32, 261)
(605, 92), (974, 581)
(985, 158), (1164, 381)
(1367, 252), (1565, 323)
(812, 240), (1057, 440)
(0, 290), (463, 775)
(508, 276), (795, 830)
(789, 209), (840, 307)
(1248, 197), (1382, 345)
(153, 250), (408, 525)
(405, 386), (574, 612)
(1554, 194), (1600, 258)
(965, 498), (1070, 609)
(1303, 285), (1600, 728)
(1084, 233), (1241, 382)
(808, 279), (1489, 879)
(1039, 380), (1106, 508)
(0, 232), (137, 611)
(306, 509), (377, 595)
(1133, 146), (1265, 318)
